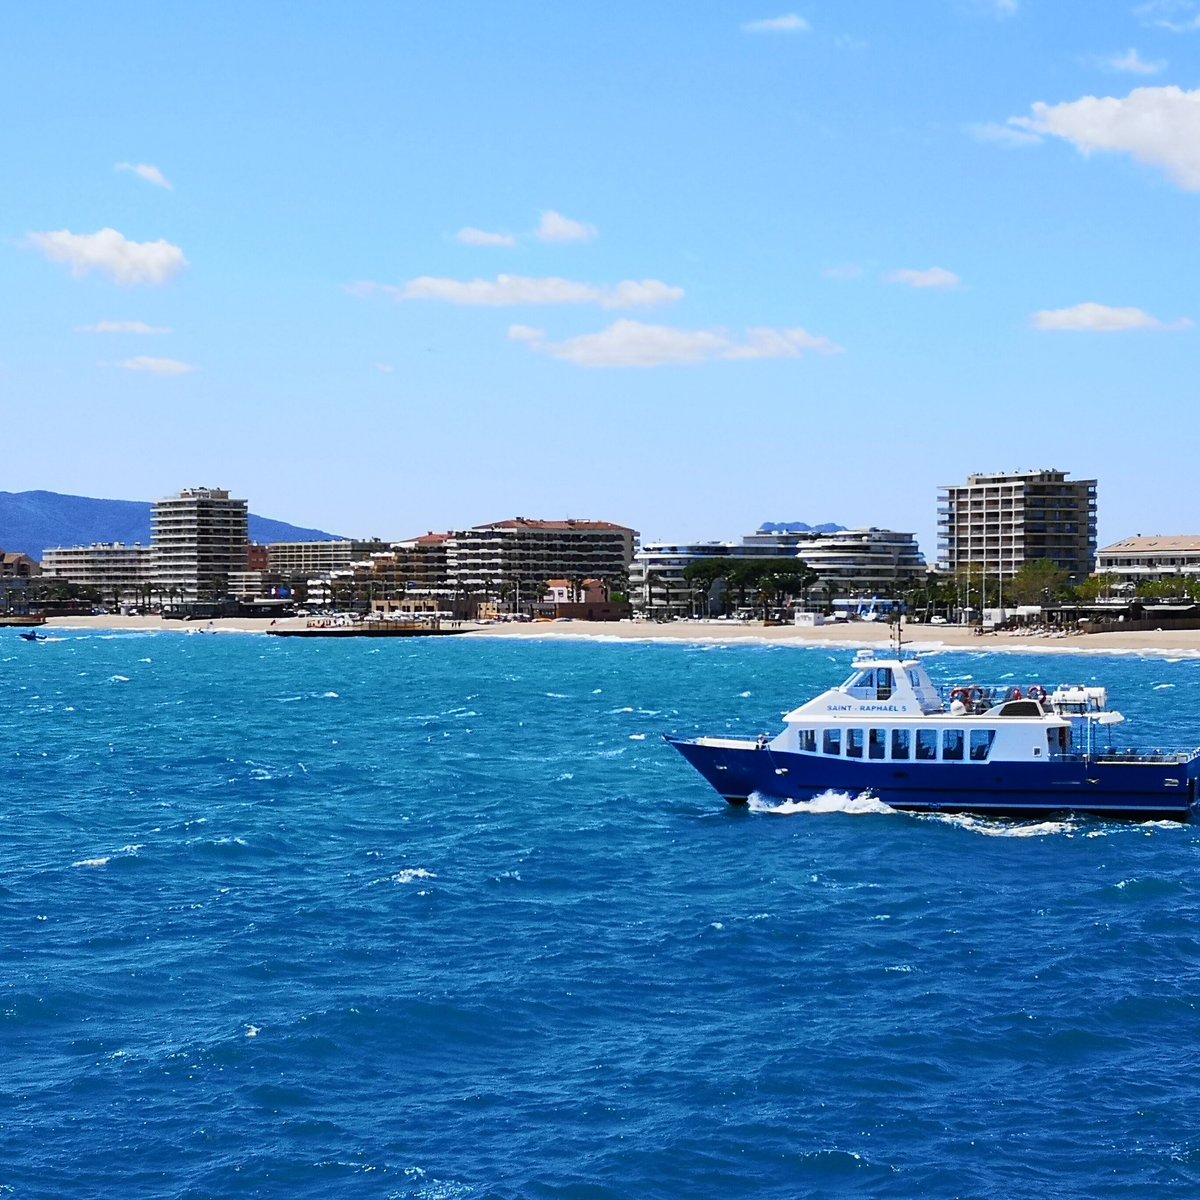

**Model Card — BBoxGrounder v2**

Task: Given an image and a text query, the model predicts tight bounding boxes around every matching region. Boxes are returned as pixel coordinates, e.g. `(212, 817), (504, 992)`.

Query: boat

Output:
(667, 640), (1200, 820)
(18, 631), (47, 642)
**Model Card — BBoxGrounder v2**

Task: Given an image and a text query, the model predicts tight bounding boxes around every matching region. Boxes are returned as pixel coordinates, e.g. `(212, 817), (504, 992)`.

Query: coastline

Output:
(32, 613), (1200, 658)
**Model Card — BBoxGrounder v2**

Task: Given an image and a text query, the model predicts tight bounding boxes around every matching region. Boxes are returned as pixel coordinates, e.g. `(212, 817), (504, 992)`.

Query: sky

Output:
(3, 1), (1199, 558)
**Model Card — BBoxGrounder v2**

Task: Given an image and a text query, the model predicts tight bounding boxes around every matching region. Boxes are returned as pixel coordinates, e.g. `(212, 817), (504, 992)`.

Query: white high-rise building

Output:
(151, 487), (249, 601)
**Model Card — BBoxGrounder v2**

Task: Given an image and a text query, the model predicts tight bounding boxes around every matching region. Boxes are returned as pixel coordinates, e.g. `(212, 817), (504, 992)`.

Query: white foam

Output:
(109, 675), (130, 683)
(747, 790), (895, 816)
(929, 814), (1076, 838)
(72, 856), (110, 868)
(245, 1024), (260, 1038)
(392, 868), (436, 885)
(628, 733), (647, 740)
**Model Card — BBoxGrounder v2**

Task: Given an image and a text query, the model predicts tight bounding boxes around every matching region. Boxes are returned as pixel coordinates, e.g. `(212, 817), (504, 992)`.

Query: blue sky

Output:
(3, 1), (1198, 556)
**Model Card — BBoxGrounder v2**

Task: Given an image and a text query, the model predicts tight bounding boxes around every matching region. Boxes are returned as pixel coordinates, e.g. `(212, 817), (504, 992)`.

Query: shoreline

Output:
(28, 614), (1200, 658)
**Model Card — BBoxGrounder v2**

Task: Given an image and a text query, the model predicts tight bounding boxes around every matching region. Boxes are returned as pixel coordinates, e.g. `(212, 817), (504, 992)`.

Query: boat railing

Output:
(1052, 748), (1200, 765)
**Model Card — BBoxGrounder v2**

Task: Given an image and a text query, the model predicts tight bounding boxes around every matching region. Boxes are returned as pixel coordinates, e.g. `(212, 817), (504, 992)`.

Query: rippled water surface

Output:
(6, 631), (1200, 1199)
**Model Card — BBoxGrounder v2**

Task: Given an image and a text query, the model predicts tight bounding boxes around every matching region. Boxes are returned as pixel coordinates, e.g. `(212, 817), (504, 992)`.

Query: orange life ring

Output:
(1027, 684), (1047, 703)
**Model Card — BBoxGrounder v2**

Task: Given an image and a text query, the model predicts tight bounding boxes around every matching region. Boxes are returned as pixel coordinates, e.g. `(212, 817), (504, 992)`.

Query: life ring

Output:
(1027, 684), (1047, 703)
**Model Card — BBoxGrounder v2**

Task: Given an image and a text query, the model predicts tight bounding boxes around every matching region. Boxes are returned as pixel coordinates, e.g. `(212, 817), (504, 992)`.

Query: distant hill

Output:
(757, 521), (846, 534)
(0, 490), (342, 560)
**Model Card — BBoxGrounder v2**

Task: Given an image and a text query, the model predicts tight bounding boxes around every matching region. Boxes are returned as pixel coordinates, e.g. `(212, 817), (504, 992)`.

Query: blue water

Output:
(6, 631), (1200, 1199)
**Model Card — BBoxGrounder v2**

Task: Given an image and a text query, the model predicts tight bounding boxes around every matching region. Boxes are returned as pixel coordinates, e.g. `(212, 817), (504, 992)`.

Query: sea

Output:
(6, 630), (1200, 1200)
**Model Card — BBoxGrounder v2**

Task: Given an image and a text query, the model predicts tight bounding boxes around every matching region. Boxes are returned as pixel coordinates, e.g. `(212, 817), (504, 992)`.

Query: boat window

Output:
(970, 729), (996, 761)
(916, 729), (938, 760)
(908, 670), (922, 689)
(876, 669), (894, 700)
(823, 728), (842, 756)
(800, 729), (817, 752)
(846, 728), (865, 759)
(891, 729), (910, 759)
(942, 729), (964, 761)
(869, 728), (887, 759)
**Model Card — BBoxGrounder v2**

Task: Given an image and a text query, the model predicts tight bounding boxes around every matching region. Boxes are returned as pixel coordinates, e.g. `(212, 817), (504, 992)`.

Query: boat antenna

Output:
(890, 610), (907, 658)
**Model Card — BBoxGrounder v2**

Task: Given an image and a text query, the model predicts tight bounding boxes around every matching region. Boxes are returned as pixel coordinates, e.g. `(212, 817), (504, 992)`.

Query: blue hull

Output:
(667, 738), (1199, 820)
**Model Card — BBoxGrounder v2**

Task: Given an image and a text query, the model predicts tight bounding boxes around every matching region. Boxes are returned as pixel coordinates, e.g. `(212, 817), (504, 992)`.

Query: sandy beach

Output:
(31, 613), (1200, 657)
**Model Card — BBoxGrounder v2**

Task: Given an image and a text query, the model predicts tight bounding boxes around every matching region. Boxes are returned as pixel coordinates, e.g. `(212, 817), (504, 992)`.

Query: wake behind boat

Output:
(668, 640), (1200, 821)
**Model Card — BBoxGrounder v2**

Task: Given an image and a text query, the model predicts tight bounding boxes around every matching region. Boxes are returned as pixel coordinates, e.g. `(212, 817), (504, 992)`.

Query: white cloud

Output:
(1031, 302), (1192, 331)
(350, 275), (683, 309)
(112, 356), (195, 374)
(1011, 85), (1200, 190)
(455, 227), (517, 247)
(1135, 1), (1200, 32)
(885, 266), (961, 289)
(968, 121), (1042, 147)
(1106, 48), (1166, 74)
(822, 264), (865, 280)
(742, 13), (810, 33)
(534, 210), (597, 243)
(76, 320), (170, 335)
(26, 227), (188, 285)
(115, 162), (173, 190)
(508, 319), (843, 368)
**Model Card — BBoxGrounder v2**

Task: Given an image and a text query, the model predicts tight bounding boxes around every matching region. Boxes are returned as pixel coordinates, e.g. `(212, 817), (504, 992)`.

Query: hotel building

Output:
(937, 469), (1097, 584)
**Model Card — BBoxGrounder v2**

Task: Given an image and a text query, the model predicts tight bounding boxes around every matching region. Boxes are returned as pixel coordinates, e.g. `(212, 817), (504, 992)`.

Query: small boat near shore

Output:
(668, 641), (1200, 820)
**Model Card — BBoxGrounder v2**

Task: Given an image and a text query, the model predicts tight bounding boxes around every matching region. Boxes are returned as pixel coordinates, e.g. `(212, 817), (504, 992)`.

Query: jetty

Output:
(266, 618), (475, 639)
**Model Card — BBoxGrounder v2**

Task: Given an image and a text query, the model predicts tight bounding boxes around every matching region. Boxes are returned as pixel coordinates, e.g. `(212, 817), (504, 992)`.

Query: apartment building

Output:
(630, 526), (924, 616)
(41, 543), (153, 602)
(151, 487), (249, 601)
(1096, 536), (1200, 585)
(266, 539), (386, 577)
(445, 518), (636, 591)
(795, 528), (926, 596)
(937, 469), (1097, 584)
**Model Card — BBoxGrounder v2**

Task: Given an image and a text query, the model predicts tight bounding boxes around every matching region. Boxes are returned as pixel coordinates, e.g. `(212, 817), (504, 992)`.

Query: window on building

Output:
(970, 729), (996, 761)
(846, 728), (865, 759)
(943, 729), (964, 761)
(823, 728), (842, 756)
(916, 729), (939, 760)
(891, 729), (910, 760)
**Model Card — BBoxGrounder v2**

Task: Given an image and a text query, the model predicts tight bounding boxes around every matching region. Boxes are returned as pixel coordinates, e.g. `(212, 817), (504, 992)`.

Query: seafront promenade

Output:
(35, 613), (1200, 656)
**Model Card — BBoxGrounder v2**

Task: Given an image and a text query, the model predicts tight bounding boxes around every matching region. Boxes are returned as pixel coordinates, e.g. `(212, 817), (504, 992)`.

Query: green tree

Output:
(1008, 559), (1069, 606)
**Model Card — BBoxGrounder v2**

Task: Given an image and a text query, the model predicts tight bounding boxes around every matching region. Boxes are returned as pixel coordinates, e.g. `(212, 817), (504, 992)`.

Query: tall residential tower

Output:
(151, 487), (249, 601)
(937, 469), (1097, 584)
